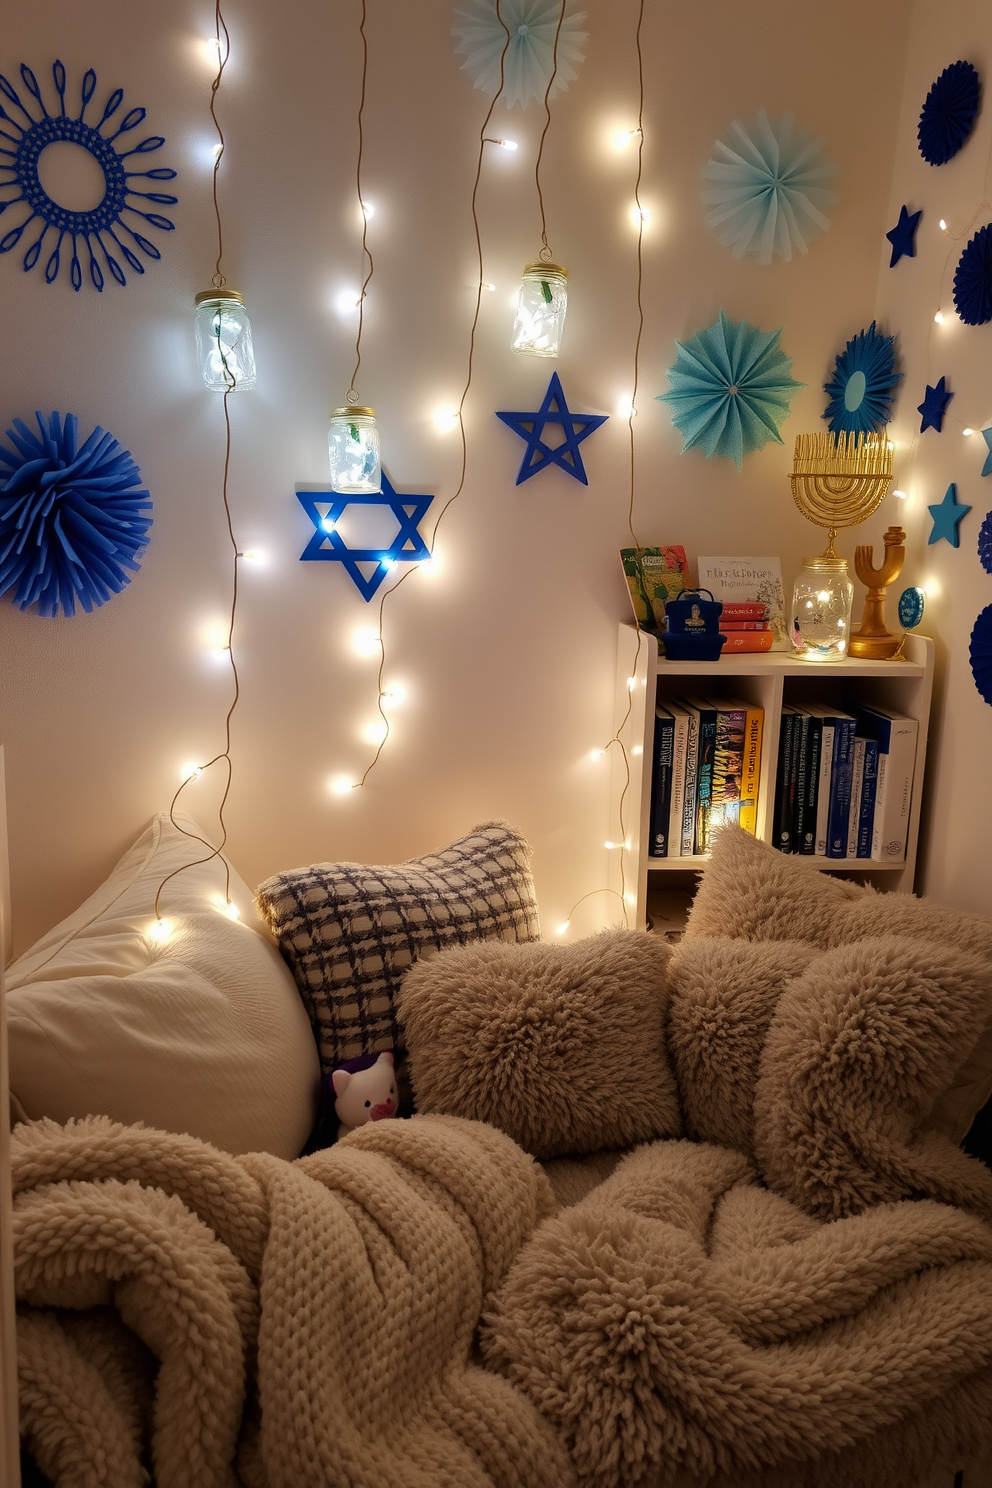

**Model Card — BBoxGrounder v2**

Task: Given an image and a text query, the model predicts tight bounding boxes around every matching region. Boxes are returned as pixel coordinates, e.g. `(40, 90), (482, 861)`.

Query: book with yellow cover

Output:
(738, 704), (764, 835)
(620, 546), (689, 635)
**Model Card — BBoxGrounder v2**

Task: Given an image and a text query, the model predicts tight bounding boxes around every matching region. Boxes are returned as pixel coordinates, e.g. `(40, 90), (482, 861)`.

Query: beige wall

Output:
(0, 0), (910, 954)
(871, 0), (992, 916)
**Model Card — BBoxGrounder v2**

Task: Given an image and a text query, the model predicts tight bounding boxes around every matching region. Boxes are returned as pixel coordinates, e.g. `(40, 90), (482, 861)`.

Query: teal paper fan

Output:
(657, 311), (803, 469)
(702, 112), (838, 264)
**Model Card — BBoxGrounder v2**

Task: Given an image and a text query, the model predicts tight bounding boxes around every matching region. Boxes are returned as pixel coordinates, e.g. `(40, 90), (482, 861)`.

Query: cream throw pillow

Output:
(6, 812), (319, 1158)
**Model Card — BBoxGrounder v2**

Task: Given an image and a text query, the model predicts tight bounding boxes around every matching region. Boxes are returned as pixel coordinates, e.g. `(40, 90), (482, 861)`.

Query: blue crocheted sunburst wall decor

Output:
(0, 411), (152, 616)
(823, 322), (902, 436)
(918, 61), (981, 166)
(0, 60), (177, 290)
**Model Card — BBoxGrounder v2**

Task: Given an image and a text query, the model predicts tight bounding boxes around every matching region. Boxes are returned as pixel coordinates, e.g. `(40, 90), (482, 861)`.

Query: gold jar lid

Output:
(522, 261), (567, 278)
(330, 406), (375, 418)
(195, 287), (245, 305)
(801, 554), (849, 570)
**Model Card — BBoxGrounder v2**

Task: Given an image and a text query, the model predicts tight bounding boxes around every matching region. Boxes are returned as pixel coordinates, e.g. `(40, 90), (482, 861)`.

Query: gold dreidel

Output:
(848, 525), (906, 659)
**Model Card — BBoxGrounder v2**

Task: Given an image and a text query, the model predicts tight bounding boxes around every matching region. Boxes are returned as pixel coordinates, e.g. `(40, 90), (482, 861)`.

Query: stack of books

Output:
(718, 601), (776, 655)
(771, 703), (918, 861)
(648, 697), (764, 858)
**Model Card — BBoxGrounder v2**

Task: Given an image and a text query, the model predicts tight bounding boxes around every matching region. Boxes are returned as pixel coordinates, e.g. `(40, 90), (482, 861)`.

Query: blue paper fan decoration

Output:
(953, 225), (992, 325)
(701, 111), (838, 264)
(970, 604), (992, 707)
(978, 509), (992, 574)
(0, 60), (177, 291)
(823, 322), (902, 436)
(453, 0), (587, 110)
(657, 311), (804, 470)
(0, 410), (152, 616)
(918, 61), (981, 166)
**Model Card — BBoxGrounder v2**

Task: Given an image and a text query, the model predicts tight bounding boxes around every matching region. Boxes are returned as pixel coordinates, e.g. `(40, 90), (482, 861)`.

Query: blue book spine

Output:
(648, 709), (675, 857)
(694, 708), (718, 855)
(798, 717), (822, 855)
(773, 710), (798, 854)
(826, 718), (856, 859)
(856, 738), (879, 858)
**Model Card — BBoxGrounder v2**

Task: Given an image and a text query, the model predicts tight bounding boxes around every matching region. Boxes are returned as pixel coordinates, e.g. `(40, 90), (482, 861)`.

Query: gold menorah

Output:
(790, 431), (893, 558)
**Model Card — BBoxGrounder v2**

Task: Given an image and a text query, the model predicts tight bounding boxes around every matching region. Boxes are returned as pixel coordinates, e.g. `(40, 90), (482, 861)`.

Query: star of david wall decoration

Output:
(496, 372), (608, 485)
(296, 471), (432, 601)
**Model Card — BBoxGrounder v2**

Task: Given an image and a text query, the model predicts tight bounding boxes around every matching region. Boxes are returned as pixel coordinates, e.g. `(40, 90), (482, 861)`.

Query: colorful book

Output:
(846, 738), (867, 860)
(708, 697), (749, 833)
(677, 699), (702, 857)
(720, 620), (772, 632)
(856, 706), (919, 862)
(856, 737), (880, 858)
(719, 632), (775, 654)
(648, 707), (676, 857)
(796, 711), (822, 856)
(667, 703), (692, 859)
(826, 714), (857, 859)
(738, 703), (763, 836)
(719, 602), (768, 622)
(620, 546), (690, 635)
(682, 696), (718, 855)
(697, 557), (788, 650)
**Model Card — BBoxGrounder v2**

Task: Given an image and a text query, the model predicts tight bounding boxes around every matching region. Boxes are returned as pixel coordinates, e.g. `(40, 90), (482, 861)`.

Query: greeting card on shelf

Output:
(620, 546), (690, 635)
(697, 556), (788, 649)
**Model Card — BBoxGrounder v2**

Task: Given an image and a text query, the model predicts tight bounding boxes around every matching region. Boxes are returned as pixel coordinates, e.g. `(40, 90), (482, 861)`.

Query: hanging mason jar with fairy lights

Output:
(511, 261), (568, 358)
(194, 288), (257, 391)
(327, 405), (381, 493)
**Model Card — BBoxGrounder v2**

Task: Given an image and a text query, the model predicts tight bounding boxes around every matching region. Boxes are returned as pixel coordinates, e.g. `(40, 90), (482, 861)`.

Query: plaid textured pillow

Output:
(255, 821), (541, 1076)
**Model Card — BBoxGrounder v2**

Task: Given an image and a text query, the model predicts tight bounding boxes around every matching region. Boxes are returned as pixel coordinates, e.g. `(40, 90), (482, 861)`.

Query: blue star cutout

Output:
(296, 471), (432, 601)
(918, 375), (953, 432)
(496, 372), (608, 485)
(981, 427), (992, 476)
(886, 204), (922, 267)
(927, 482), (971, 546)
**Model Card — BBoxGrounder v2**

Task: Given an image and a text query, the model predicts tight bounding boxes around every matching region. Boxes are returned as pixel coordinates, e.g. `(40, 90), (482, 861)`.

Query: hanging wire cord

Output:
(155, 0), (241, 919)
(347, 0), (374, 404)
(353, 4), (513, 787)
(561, 0), (647, 933)
(534, 0), (567, 261)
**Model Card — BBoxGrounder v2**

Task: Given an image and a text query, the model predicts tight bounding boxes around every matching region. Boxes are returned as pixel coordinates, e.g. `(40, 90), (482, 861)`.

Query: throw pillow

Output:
(753, 934), (992, 1223)
(685, 825), (992, 1141)
(6, 813), (320, 1158)
(397, 927), (680, 1159)
(667, 937), (816, 1153)
(254, 820), (541, 1077)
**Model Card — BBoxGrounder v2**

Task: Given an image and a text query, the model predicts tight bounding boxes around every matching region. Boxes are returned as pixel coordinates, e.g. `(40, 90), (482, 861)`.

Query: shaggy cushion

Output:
(6, 813), (319, 1159)
(753, 934), (992, 1224)
(667, 938), (816, 1152)
(685, 826), (992, 1142)
(397, 928), (680, 1159)
(255, 820), (541, 1076)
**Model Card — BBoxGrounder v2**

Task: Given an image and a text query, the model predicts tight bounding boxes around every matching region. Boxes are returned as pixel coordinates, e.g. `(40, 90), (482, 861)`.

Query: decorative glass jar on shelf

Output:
(194, 289), (257, 391)
(327, 407), (381, 494)
(791, 554), (854, 661)
(511, 262), (568, 357)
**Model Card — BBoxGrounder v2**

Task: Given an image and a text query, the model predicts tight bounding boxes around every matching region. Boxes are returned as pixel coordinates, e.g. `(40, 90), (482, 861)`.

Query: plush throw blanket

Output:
(11, 1113), (572, 1488)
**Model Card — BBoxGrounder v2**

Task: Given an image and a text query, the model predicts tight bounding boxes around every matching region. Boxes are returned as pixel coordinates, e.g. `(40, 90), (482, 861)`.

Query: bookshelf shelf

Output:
(610, 624), (934, 929)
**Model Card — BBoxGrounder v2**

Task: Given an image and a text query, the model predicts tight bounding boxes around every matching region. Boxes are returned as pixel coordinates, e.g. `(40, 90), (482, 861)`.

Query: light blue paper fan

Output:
(657, 311), (803, 469)
(702, 111), (838, 264)
(453, 0), (587, 109)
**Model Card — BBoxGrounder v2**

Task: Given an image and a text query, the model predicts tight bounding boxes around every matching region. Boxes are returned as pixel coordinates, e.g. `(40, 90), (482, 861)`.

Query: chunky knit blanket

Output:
(11, 1113), (572, 1488)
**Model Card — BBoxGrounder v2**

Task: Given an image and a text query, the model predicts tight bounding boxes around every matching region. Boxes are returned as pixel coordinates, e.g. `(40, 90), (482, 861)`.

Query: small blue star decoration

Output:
(982, 427), (992, 476)
(885, 205), (922, 267)
(496, 372), (608, 485)
(296, 471), (432, 601)
(918, 376), (953, 432)
(927, 482), (971, 546)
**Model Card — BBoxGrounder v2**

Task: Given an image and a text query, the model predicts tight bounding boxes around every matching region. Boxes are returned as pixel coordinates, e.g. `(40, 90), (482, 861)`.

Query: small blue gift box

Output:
(662, 588), (726, 661)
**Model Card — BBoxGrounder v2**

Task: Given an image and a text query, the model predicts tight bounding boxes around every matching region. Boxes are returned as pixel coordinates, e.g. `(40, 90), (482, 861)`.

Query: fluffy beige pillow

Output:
(7, 813), (320, 1158)
(753, 935), (992, 1223)
(398, 927), (680, 1159)
(667, 937), (816, 1153)
(685, 826), (992, 1142)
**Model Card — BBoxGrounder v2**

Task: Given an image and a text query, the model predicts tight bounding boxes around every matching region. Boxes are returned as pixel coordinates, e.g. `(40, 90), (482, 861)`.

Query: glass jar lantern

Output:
(511, 261), (568, 358)
(791, 555), (854, 661)
(328, 407), (381, 494)
(194, 289), (257, 391)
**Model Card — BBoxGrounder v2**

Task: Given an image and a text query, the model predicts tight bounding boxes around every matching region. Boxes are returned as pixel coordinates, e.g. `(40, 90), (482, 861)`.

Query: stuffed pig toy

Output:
(331, 1050), (399, 1138)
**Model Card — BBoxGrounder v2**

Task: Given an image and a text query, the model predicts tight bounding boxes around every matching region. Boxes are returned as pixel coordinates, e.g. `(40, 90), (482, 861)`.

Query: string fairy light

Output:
(153, 0), (247, 933)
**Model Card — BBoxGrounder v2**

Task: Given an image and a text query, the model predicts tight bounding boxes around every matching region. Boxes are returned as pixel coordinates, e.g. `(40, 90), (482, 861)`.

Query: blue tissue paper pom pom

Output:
(918, 60), (981, 166)
(970, 603), (992, 707)
(0, 410), (152, 617)
(953, 225), (992, 326)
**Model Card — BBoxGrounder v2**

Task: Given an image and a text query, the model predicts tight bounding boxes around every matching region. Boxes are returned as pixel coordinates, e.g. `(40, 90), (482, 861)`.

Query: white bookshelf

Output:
(609, 624), (934, 930)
